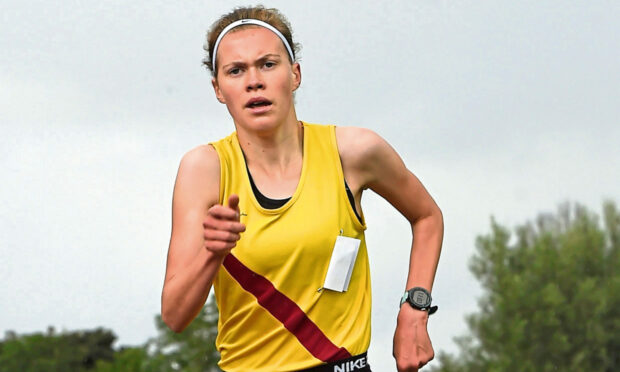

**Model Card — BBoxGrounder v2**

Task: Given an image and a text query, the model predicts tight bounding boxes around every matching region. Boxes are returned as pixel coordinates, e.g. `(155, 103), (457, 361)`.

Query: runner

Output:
(161, 6), (443, 371)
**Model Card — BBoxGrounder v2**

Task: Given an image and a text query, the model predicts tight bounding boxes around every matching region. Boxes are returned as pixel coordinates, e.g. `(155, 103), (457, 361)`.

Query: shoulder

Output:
(173, 144), (221, 208)
(335, 126), (407, 191)
(179, 145), (220, 176)
(334, 125), (377, 145)
(335, 126), (395, 169)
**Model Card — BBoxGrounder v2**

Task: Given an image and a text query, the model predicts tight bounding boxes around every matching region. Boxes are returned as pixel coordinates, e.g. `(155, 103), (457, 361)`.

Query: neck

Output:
(236, 116), (303, 176)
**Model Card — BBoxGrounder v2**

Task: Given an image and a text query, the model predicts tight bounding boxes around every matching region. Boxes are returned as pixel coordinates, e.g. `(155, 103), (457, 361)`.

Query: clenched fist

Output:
(203, 194), (246, 256)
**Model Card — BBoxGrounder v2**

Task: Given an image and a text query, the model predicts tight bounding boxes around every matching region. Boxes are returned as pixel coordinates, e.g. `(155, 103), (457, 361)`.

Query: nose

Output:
(245, 68), (264, 91)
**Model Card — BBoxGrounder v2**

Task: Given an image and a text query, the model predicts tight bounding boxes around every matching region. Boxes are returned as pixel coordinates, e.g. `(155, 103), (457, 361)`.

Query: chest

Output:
(234, 197), (343, 277)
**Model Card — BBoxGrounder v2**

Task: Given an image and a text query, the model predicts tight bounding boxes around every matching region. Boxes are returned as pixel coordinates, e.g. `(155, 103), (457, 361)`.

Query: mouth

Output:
(245, 97), (272, 109)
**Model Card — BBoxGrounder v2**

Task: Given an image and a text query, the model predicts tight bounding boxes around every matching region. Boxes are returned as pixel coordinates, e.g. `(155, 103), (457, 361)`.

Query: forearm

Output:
(392, 208), (443, 371)
(404, 208), (443, 292)
(161, 249), (225, 332)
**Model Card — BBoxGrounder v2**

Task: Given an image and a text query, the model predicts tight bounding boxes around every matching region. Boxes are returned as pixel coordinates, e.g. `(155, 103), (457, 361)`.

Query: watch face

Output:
(409, 288), (431, 307)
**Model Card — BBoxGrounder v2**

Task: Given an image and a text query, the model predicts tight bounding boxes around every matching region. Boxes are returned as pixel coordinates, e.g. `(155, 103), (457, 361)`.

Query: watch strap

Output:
(400, 291), (408, 307)
(399, 289), (438, 315)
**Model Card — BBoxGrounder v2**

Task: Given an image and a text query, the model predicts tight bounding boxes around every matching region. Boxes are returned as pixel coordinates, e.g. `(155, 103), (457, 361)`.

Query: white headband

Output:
(211, 19), (295, 71)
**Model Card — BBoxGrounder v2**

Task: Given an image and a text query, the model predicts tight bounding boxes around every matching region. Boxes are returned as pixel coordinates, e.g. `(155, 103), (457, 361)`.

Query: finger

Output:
(396, 363), (418, 372)
(203, 217), (246, 233)
(204, 240), (236, 253)
(208, 205), (239, 220)
(227, 194), (240, 214)
(204, 229), (241, 242)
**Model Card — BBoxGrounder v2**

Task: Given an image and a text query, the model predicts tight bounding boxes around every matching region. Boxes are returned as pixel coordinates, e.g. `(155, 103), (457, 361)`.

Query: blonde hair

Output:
(203, 5), (300, 76)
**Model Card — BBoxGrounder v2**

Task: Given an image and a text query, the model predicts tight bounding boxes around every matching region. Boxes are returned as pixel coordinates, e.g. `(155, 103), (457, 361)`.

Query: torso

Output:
(209, 123), (371, 371)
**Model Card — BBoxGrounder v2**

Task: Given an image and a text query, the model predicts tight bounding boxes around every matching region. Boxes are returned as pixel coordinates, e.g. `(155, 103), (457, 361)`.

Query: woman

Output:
(161, 6), (443, 372)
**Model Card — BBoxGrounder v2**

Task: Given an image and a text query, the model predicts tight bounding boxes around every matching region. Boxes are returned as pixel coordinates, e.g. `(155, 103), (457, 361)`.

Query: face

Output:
(212, 26), (301, 132)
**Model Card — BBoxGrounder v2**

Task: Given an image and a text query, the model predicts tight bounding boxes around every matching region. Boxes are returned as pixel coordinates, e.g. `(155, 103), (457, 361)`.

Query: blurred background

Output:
(1, 0), (618, 370)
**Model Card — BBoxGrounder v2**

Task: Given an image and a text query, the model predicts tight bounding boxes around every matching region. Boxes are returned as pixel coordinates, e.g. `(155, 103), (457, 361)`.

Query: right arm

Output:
(161, 145), (245, 332)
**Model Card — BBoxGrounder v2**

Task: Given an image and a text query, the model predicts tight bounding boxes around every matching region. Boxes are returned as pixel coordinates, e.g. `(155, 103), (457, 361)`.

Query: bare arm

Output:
(336, 126), (443, 371)
(161, 145), (245, 332)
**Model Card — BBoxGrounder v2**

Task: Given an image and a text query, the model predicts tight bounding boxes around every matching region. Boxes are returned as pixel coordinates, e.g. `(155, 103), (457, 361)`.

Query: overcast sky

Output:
(1, 0), (619, 370)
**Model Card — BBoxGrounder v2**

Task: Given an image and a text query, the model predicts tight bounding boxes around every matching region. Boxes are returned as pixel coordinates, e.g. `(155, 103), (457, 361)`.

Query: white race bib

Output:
(322, 236), (361, 292)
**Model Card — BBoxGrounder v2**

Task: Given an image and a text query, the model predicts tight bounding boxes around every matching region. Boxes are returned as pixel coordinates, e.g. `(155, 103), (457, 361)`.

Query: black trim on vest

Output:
(241, 148), (362, 223)
(246, 165), (291, 209)
(245, 165), (363, 224)
(344, 182), (362, 223)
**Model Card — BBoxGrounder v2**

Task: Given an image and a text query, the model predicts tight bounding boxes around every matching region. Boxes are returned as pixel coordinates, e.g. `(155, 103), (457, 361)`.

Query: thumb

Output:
(227, 194), (240, 214)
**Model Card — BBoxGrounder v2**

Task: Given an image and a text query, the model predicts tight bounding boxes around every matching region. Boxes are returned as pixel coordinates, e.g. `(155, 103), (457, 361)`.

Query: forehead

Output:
(216, 26), (288, 63)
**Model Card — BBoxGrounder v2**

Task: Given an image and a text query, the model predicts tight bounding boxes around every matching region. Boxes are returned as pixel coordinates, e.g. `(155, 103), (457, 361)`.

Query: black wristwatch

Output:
(399, 287), (438, 315)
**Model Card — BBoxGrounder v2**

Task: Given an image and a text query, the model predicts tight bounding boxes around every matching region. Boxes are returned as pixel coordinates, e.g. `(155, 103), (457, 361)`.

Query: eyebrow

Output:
(260, 53), (282, 60)
(221, 54), (283, 70)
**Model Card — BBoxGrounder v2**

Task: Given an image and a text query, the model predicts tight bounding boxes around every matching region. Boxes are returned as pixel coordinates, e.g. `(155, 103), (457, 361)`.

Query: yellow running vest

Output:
(210, 123), (371, 371)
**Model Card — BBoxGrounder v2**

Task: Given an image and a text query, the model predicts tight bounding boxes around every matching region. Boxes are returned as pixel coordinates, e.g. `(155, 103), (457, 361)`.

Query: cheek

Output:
(219, 83), (242, 106)
(276, 74), (295, 97)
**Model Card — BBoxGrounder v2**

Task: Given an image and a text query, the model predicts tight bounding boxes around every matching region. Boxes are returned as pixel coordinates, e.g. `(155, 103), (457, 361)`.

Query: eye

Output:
(264, 61), (276, 69)
(227, 67), (242, 76)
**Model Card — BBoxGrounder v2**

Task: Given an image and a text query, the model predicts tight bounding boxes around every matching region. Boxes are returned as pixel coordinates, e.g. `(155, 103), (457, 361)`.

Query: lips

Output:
(245, 97), (272, 109)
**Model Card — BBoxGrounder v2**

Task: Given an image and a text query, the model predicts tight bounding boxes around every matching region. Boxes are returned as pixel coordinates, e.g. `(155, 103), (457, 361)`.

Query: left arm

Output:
(336, 126), (444, 372)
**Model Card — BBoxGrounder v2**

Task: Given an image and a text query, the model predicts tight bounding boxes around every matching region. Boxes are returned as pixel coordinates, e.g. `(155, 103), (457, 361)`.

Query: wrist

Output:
(396, 303), (429, 328)
(398, 303), (429, 317)
(399, 287), (438, 315)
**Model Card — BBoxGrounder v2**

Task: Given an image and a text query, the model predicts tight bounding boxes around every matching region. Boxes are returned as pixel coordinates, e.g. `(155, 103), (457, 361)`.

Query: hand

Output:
(393, 305), (434, 371)
(203, 194), (246, 256)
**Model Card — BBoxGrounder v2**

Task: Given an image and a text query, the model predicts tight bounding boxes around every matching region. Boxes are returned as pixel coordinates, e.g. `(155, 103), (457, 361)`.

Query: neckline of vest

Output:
(245, 163), (291, 208)
(233, 122), (308, 214)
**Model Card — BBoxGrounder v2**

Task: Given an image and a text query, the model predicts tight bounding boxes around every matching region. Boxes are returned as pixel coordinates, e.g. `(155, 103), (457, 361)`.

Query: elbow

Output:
(410, 204), (443, 233)
(161, 308), (187, 333)
(169, 325), (185, 334)
(161, 297), (188, 333)
(435, 204), (444, 228)
(433, 204), (444, 237)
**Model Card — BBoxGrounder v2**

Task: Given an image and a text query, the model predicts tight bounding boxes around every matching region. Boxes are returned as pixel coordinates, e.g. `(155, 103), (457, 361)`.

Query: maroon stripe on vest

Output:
(223, 254), (352, 362)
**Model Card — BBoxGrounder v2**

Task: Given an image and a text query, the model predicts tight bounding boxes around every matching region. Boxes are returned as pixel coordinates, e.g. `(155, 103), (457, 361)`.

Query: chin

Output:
(239, 115), (282, 131)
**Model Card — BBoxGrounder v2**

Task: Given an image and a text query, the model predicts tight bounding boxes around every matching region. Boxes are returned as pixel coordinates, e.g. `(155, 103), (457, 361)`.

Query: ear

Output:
(291, 62), (301, 91)
(212, 77), (226, 104)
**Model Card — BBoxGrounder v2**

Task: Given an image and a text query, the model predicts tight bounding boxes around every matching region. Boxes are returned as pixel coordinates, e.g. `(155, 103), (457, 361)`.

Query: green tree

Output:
(145, 295), (221, 372)
(432, 201), (620, 372)
(0, 299), (221, 372)
(0, 327), (115, 372)
(94, 296), (221, 372)
(94, 346), (161, 372)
